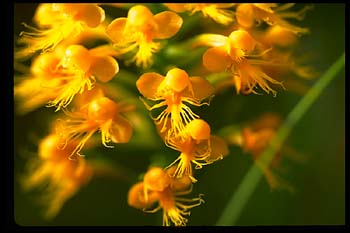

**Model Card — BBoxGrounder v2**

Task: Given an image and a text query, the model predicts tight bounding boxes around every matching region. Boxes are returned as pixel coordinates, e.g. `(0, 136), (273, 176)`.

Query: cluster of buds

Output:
(14, 3), (313, 225)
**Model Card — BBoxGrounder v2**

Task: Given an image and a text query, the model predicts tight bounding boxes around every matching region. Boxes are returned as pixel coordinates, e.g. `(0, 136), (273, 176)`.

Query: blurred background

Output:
(14, 3), (345, 226)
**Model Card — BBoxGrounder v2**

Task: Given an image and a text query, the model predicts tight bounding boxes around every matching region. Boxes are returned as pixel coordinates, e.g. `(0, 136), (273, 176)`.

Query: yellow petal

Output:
(263, 25), (297, 47)
(88, 97), (118, 122)
(228, 29), (256, 53)
(89, 45), (119, 57)
(165, 68), (190, 92)
(208, 135), (229, 161)
(250, 113), (282, 131)
(34, 3), (61, 26)
(128, 182), (159, 209)
(189, 76), (214, 100)
(136, 72), (164, 99)
(110, 115), (133, 143)
(185, 119), (211, 140)
(30, 52), (60, 77)
(74, 4), (105, 28)
(203, 47), (230, 72)
(163, 3), (187, 12)
(144, 167), (170, 192)
(91, 56), (119, 83)
(193, 33), (227, 47)
(63, 45), (92, 72)
(73, 86), (105, 110)
(236, 4), (255, 28)
(253, 3), (277, 13)
(154, 11), (183, 39)
(106, 18), (127, 43)
(212, 3), (236, 9)
(233, 75), (242, 94)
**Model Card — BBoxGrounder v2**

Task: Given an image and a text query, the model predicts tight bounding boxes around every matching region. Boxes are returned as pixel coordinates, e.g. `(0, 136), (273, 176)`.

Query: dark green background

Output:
(14, 3), (345, 226)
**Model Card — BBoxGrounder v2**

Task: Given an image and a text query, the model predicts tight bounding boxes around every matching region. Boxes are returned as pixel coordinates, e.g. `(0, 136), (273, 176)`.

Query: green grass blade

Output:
(216, 52), (345, 226)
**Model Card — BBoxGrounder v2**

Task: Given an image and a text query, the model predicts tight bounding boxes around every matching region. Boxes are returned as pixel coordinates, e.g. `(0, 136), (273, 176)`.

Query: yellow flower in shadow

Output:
(128, 167), (204, 226)
(22, 134), (93, 218)
(233, 113), (307, 192)
(14, 51), (67, 114)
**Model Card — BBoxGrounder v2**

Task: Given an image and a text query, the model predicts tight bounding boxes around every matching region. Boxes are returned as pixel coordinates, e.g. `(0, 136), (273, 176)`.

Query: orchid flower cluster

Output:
(14, 3), (313, 226)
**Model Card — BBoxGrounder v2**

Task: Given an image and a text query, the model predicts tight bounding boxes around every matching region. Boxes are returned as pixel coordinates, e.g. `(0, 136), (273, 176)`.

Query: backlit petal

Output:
(34, 3), (61, 26)
(74, 4), (105, 28)
(136, 72), (164, 99)
(212, 3), (236, 9)
(189, 76), (214, 101)
(110, 115), (133, 143)
(91, 56), (119, 83)
(203, 47), (230, 72)
(154, 11), (183, 39)
(163, 3), (187, 12)
(106, 18), (127, 43)
(208, 135), (229, 161)
(128, 182), (159, 209)
(236, 4), (255, 28)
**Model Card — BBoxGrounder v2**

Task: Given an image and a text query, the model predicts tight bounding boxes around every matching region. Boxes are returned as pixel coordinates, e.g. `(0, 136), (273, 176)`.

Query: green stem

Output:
(215, 52), (345, 226)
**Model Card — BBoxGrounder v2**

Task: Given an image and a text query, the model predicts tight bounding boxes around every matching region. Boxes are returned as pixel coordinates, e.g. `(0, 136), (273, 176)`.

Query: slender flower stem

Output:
(216, 52), (345, 226)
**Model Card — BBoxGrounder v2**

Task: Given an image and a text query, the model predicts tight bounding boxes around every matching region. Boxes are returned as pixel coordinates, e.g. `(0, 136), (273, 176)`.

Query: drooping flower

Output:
(197, 29), (285, 95)
(247, 27), (317, 95)
(22, 133), (93, 218)
(128, 166), (204, 226)
(164, 3), (236, 25)
(136, 67), (214, 142)
(166, 119), (229, 182)
(56, 95), (133, 159)
(15, 3), (106, 59)
(235, 3), (312, 35)
(257, 25), (298, 48)
(14, 51), (67, 113)
(260, 49), (317, 95)
(227, 113), (297, 192)
(106, 4), (183, 68)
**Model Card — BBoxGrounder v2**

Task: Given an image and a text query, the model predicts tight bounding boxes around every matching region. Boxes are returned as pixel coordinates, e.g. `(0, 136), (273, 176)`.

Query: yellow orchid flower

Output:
(128, 167), (204, 226)
(106, 5), (183, 68)
(16, 3), (105, 59)
(136, 68), (214, 142)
